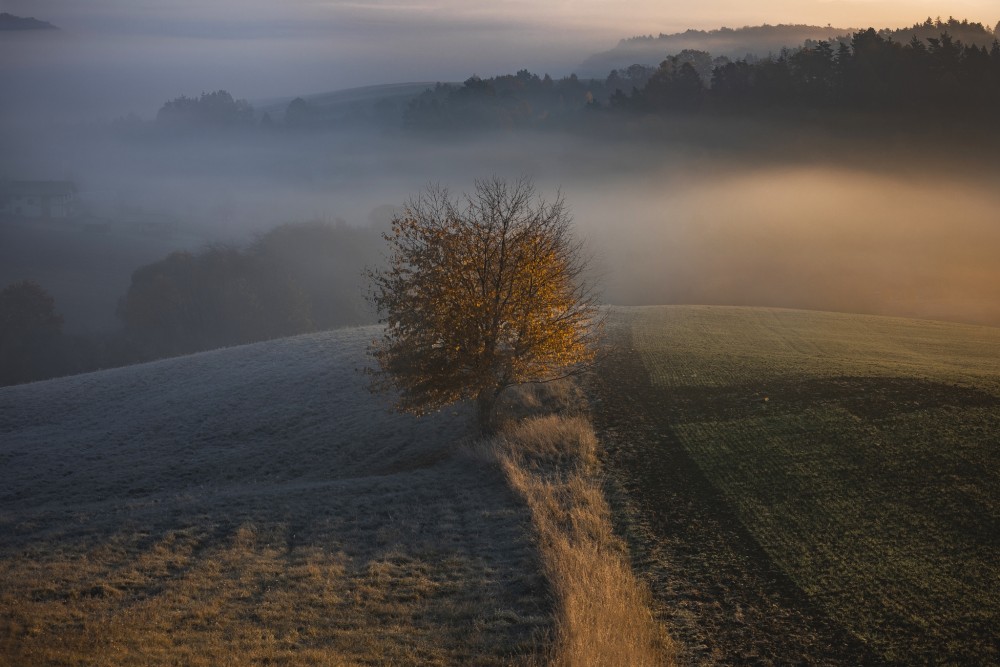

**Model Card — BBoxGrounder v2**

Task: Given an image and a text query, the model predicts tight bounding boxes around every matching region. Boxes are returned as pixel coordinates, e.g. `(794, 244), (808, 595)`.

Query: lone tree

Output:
(367, 177), (600, 432)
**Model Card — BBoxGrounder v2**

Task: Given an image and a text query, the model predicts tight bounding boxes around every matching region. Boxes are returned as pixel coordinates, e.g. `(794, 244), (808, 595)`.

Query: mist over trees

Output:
(4, 17), (1000, 387)
(283, 97), (322, 130)
(617, 26), (1000, 114)
(119, 221), (380, 360)
(0, 280), (144, 386)
(578, 23), (853, 76)
(0, 281), (64, 385)
(132, 86), (413, 135)
(402, 24), (1000, 128)
(84, 18), (1000, 140)
(156, 90), (256, 130)
(581, 17), (999, 75)
(403, 71), (599, 131)
(882, 16), (999, 49)
(117, 246), (313, 358)
(248, 220), (381, 329)
(0, 221), (382, 387)
(0, 12), (57, 31)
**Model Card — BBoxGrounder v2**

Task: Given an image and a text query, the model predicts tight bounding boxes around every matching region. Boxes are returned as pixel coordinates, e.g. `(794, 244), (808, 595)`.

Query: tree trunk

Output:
(476, 388), (498, 435)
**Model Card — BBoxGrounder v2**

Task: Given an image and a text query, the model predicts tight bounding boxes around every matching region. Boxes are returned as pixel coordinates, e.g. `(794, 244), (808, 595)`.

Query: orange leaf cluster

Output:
(367, 177), (600, 426)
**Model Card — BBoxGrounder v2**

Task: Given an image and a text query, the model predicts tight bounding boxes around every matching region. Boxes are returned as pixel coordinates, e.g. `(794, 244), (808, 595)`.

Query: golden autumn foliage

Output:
(367, 177), (600, 430)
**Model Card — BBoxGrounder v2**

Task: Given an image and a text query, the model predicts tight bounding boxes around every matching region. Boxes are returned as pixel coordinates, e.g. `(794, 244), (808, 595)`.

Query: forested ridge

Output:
(114, 18), (1000, 135)
(404, 20), (1000, 129)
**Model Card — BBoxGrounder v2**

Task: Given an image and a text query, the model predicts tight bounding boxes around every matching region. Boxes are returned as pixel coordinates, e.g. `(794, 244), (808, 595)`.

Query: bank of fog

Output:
(6, 127), (1000, 343)
(573, 164), (1000, 328)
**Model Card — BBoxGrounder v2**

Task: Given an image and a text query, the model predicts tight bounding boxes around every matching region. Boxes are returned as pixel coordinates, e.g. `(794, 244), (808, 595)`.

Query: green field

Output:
(613, 305), (1000, 664)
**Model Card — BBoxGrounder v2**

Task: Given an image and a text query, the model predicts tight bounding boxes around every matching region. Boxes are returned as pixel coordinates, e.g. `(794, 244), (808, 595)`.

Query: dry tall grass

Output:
(489, 386), (675, 667)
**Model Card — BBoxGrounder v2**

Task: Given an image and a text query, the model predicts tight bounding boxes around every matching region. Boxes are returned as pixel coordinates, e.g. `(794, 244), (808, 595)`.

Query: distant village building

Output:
(0, 181), (77, 219)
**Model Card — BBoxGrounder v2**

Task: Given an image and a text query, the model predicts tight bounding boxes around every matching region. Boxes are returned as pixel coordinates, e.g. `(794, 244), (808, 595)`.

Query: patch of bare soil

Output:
(588, 320), (879, 666)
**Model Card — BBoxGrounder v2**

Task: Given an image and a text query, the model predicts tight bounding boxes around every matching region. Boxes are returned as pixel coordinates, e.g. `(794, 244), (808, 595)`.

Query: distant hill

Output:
(882, 16), (999, 49)
(255, 82), (439, 125)
(577, 24), (853, 76)
(0, 12), (57, 31)
(577, 18), (1000, 76)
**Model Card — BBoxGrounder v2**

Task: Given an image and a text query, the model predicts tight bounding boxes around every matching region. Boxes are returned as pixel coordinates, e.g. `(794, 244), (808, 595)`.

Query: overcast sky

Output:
(2, 0), (997, 119)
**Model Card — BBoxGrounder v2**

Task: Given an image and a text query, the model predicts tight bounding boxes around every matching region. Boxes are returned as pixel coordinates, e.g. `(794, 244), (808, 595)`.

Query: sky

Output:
(6, 0), (998, 36)
(1, 0), (997, 119)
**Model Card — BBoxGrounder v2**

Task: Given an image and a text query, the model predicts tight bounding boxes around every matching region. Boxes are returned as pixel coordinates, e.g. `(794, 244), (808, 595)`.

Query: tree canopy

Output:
(367, 177), (600, 431)
(0, 281), (64, 385)
(155, 90), (255, 129)
(401, 24), (1000, 129)
(118, 245), (313, 358)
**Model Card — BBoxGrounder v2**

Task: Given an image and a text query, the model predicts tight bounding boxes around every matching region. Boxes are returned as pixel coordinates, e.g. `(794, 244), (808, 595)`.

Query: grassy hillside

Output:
(0, 327), (550, 665)
(603, 306), (1000, 664)
(6, 305), (995, 664)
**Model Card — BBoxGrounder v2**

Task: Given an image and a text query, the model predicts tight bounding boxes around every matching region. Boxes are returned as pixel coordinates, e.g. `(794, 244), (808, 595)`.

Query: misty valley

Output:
(5, 108), (1000, 385)
(2, 8), (999, 667)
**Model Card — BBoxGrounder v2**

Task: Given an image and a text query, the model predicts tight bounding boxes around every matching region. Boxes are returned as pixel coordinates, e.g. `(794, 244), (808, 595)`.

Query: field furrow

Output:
(598, 306), (1000, 664)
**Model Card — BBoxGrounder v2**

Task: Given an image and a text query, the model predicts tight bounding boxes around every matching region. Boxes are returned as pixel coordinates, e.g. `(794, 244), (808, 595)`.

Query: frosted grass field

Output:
(0, 327), (550, 665)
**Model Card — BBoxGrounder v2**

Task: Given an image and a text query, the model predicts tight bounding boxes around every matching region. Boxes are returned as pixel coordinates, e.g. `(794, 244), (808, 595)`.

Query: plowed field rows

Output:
(594, 306), (1000, 665)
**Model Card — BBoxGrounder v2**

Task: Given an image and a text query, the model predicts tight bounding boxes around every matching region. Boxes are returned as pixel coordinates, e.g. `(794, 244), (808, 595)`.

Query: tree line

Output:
(615, 27), (1000, 114)
(402, 71), (601, 131)
(112, 19), (999, 137)
(0, 221), (382, 387)
(401, 24), (1000, 129)
(113, 89), (404, 134)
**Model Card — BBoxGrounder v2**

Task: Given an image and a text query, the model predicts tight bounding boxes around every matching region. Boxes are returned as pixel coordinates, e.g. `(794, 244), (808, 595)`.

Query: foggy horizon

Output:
(3, 1), (998, 120)
(2, 1), (999, 346)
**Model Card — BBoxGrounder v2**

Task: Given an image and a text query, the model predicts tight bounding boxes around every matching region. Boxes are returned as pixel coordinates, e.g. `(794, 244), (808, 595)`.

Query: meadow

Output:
(0, 328), (551, 665)
(597, 306), (1000, 664)
(0, 325), (670, 666)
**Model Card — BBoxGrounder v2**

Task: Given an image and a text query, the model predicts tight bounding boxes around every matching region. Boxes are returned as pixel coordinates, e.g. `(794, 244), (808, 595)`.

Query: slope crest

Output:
(0, 326), (471, 515)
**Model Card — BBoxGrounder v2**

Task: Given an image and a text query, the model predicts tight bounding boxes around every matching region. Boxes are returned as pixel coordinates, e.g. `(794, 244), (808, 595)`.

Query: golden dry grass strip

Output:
(492, 413), (676, 667)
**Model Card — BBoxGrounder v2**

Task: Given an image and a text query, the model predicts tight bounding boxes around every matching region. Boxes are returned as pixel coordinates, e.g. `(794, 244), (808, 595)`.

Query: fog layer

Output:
(574, 164), (1000, 327)
(3, 117), (999, 331)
